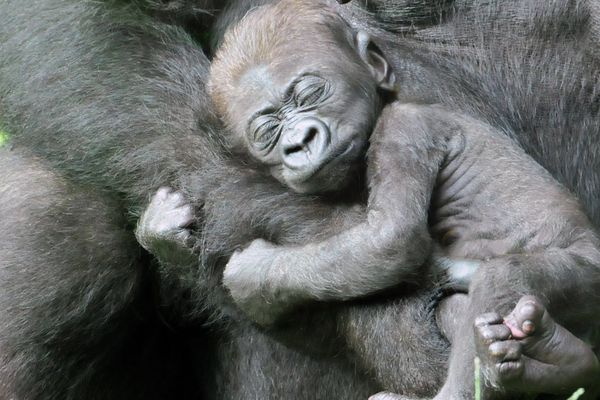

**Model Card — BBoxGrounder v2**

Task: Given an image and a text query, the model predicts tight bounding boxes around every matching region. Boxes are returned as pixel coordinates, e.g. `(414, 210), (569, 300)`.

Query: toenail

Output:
(522, 320), (535, 334)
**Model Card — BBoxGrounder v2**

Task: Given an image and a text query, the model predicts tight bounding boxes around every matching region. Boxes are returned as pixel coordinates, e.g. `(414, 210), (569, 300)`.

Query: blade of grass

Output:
(474, 357), (481, 400)
(566, 388), (585, 400)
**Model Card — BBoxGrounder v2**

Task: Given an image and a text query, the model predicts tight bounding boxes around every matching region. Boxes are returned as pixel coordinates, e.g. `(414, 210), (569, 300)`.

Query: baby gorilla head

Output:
(209, 0), (396, 194)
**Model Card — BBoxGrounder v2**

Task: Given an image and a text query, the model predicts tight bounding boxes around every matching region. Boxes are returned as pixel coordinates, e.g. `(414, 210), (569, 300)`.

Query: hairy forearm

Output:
(264, 128), (438, 302)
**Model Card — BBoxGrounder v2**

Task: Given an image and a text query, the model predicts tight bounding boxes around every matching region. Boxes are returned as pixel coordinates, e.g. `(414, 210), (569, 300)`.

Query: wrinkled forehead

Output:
(225, 61), (296, 136)
(226, 46), (349, 125)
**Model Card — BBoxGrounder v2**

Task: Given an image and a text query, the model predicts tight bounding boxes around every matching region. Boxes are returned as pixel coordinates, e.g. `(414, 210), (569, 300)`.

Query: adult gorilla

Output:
(0, 1), (599, 400)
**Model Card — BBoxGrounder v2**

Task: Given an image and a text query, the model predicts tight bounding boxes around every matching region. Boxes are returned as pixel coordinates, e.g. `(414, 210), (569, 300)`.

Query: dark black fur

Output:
(0, 0), (599, 399)
(0, 148), (209, 399)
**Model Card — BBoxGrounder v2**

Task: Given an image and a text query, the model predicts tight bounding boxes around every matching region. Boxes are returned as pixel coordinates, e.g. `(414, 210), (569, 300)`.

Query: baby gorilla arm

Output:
(224, 103), (447, 325)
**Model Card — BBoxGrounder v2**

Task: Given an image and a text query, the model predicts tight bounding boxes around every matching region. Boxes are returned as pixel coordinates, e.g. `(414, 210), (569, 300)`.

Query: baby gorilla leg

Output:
(436, 293), (469, 344)
(475, 295), (600, 396)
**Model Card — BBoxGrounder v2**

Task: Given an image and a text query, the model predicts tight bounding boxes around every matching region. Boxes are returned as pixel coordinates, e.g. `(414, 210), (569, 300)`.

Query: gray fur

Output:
(0, 0), (599, 399)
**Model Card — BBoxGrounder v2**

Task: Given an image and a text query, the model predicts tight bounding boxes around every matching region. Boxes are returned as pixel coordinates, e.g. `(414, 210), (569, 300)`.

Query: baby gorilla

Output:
(138, 0), (600, 398)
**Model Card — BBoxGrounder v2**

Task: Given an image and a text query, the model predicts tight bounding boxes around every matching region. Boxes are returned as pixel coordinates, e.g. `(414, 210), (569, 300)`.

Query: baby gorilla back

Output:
(420, 107), (596, 260)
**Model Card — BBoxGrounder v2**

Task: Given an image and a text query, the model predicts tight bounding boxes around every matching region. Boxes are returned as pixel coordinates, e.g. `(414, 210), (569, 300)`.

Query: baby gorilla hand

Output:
(135, 187), (195, 262)
(224, 239), (295, 327)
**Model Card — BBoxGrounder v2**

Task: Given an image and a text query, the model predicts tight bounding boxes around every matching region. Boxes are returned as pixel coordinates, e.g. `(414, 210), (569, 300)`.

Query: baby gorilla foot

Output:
(475, 295), (599, 395)
(135, 187), (196, 260)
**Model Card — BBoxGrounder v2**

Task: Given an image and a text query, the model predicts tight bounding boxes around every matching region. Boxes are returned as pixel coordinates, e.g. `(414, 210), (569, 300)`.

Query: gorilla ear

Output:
(355, 30), (396, 92)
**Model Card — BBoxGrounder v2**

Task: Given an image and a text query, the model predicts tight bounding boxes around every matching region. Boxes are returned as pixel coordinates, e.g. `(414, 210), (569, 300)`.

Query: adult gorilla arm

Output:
(0, 3), (219, 398)
(0, 148), (152, 399)
(0, 0), (225, 310)
(0, 0), (214, 206)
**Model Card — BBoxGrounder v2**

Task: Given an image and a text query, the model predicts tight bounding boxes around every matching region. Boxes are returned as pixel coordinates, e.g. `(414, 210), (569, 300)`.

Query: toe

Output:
(489, 340), (522, 362)
(504, 296), (545, 339)
(497, 359), (524, 383)
(174, 230), (193, 246)
(476, 323), (512, 345)
(475, 312), (504, 327)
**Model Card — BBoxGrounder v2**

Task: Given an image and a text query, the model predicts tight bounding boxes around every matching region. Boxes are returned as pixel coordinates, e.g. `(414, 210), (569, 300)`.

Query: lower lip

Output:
(298, 141), (357, 181)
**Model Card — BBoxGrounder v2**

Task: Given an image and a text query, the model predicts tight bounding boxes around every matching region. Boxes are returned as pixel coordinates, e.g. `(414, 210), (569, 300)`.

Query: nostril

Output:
(284, 127), (319, 156)
(284, 145), (304, 155)
(303, 127), (318, 145)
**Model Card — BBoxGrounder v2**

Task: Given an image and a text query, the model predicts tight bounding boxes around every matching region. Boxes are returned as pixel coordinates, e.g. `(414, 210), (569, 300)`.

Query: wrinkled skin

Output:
(1, 0), (600, 399)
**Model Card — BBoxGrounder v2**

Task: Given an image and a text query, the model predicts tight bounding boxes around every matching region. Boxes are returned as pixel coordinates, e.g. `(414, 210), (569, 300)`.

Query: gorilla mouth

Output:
(285, 139), (365, 194)
(296, 140), (359, 183)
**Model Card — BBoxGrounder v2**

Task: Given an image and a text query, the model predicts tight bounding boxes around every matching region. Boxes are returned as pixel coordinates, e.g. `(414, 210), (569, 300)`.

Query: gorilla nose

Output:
(281, 118), (330, 170)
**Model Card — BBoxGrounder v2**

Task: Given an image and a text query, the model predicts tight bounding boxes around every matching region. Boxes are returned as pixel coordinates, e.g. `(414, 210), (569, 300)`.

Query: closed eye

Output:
(250, 116), (280, 152)
(293, 75), (330, 108)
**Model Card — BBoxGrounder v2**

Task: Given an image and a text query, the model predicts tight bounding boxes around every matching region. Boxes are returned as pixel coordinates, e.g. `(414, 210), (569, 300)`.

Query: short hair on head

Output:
(209, 0), (354, 120)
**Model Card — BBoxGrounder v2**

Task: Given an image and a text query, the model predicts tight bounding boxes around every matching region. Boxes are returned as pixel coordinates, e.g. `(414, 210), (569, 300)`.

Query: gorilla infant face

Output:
(211, 2), (396, 194)
(230, 48), (383, 194)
